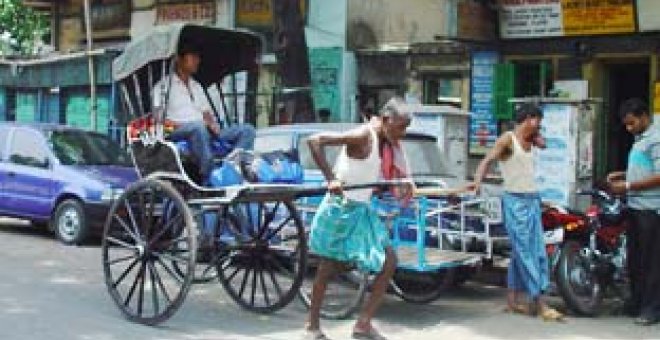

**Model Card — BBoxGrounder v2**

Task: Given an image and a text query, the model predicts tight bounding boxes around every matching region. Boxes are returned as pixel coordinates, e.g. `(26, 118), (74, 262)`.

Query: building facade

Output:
(494, 0), (660, 178)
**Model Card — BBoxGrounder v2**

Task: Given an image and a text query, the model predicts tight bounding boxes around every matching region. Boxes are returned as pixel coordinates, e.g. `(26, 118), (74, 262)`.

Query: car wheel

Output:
(52, 199), (87, 245)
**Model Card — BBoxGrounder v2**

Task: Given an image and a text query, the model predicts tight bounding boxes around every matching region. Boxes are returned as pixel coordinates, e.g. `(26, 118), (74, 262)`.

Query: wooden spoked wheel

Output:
(217, 200), (307, 313)
(102, 179), (196, 325)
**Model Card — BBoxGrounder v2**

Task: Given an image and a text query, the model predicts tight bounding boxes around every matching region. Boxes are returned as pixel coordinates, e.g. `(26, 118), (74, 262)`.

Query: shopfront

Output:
(495, 0), (660, 179)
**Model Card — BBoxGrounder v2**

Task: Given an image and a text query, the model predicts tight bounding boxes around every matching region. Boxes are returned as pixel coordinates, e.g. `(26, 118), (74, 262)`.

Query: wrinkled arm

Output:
(306, 128), (368, 182)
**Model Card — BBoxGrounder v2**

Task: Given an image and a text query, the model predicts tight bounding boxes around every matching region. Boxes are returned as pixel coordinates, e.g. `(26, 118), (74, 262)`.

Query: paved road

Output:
(0, 218), (658, 340)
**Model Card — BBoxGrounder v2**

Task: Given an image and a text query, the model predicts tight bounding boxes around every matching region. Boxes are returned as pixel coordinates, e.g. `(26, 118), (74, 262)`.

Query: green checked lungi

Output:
(309, 194), (391, 273)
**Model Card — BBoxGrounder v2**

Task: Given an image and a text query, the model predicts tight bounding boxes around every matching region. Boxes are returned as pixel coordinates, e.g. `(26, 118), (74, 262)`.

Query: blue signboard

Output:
(469, 51), (499, 155)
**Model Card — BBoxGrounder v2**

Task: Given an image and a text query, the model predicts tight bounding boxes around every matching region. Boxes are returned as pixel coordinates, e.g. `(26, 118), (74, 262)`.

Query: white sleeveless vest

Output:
(499, 131), (537, 193)
(334, 126), (381, 202)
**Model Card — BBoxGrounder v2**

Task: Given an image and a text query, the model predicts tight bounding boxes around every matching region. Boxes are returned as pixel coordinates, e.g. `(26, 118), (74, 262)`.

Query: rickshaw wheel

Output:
(102, 179), (196, 325)
(390, 267), (457, 304)
(171, 210), (241, 284)
(217, 200), (307, 313)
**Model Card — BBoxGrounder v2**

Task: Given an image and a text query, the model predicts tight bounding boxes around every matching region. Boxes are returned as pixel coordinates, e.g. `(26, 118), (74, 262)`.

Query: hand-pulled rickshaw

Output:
(101, 23), (322, 325)
(102, 23), (502, 326)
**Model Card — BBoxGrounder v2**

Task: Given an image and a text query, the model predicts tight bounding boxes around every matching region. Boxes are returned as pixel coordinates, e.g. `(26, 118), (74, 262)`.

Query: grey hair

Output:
(379, 96), (411, 121)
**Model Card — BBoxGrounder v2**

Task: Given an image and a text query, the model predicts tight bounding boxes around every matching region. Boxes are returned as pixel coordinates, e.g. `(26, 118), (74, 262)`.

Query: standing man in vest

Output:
(304, 97), (411, 340)
(469, 103), (564, 321)
(607, 98), (660, 326)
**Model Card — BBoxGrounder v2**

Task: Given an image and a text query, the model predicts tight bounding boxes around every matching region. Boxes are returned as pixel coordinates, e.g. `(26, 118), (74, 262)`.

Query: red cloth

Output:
(381, 141), (413, 203)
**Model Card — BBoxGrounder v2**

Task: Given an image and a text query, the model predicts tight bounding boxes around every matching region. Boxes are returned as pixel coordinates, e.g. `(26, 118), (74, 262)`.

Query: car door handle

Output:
(7, 171), (16, 177)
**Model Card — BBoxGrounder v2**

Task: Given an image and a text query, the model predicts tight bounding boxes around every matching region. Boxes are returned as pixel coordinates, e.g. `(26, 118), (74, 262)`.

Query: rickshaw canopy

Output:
(112, 23), (262, 87)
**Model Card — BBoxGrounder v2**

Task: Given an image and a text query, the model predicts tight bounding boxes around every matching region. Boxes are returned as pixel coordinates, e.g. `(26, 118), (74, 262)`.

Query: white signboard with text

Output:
(499, 0), (562, 39)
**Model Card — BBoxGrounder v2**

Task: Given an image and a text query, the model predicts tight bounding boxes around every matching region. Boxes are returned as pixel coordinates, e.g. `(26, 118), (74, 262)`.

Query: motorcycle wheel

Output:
(556, 240), (604, 316)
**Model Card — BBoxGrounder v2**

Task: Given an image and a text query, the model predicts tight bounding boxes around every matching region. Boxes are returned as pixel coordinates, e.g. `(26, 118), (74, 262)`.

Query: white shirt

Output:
(152, 74), (211, 124)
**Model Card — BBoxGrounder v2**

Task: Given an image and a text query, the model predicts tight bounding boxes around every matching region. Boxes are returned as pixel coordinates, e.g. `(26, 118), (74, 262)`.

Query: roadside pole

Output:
(83, 0), (97, 131)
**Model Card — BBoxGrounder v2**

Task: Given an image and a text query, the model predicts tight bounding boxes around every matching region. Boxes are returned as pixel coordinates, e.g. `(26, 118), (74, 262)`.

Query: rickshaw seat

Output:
(127, 114), (234, 184)
(127, 114), (233, 159)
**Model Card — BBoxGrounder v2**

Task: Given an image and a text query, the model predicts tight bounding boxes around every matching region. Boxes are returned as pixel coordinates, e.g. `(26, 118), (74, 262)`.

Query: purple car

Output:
(0, 123), (138, 245)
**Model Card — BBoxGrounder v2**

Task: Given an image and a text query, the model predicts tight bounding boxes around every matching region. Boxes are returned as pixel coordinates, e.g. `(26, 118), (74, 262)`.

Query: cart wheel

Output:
(390, 267), (457, 304)
(101, 179), (196, 325)
(172, 210), (241, 284)
(298, 259), (368, 320)
(217, 200), (307, 313)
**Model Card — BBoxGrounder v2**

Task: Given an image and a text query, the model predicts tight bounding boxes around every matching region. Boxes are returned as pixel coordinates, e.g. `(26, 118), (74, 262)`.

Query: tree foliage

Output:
(0, 0), (49, 57)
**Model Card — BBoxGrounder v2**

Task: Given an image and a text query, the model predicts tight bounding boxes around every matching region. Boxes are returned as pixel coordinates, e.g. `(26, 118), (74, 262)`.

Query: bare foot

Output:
(352, 326), (388, 340)
(303, 328), (330, 340)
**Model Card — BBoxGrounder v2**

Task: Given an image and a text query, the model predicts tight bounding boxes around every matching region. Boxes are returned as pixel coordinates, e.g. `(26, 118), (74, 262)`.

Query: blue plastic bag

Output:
(209, 162), (243, 187)
(253, 150), (304, 184)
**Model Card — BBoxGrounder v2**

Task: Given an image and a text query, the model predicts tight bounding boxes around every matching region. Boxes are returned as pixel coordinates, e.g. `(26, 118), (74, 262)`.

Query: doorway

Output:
(605, 62), (649, 173)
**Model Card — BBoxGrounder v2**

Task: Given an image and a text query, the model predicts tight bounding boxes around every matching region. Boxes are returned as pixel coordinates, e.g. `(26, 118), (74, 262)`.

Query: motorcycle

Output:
(554, 189), (629, 316)
(541, 202), (587, 293)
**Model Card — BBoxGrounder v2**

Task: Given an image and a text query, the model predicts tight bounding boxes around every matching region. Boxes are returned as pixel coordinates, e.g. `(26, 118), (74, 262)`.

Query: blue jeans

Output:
(170, 122), (255, 179)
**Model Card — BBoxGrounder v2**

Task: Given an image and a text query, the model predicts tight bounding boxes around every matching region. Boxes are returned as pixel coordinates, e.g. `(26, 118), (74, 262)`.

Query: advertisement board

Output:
(156, 2), (216, 24)
(637, 0), (660, 32)
(469, 51), (499, 155)
(535, 103), (576, 207)
(499, 0), (635, 39)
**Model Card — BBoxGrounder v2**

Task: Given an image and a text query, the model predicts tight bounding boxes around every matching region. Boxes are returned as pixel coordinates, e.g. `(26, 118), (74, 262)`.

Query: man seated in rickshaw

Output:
(152, 40), (256, 184)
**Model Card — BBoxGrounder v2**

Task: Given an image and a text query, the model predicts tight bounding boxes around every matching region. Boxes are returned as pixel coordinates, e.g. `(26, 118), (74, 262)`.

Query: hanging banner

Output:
(499, 0), (635, 39)
(469, 51), (499, 155)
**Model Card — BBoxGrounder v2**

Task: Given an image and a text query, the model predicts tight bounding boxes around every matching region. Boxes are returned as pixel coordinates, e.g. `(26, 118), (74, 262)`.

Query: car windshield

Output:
(47, 130), (132, 166)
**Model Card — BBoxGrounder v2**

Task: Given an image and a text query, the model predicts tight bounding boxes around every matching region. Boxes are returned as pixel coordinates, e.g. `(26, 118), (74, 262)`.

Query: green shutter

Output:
(16, 92), (37, 122)
(66, 95), (90, 129)
(493, 63), (515, 120)
(0, 88), (5, 121)
(65, 94), (111, 132)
